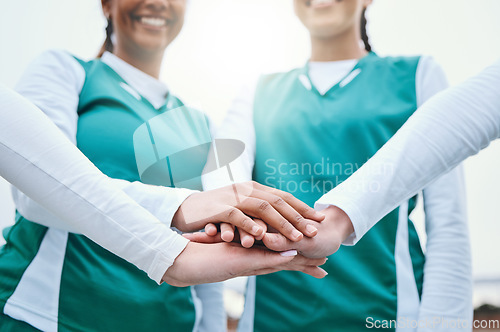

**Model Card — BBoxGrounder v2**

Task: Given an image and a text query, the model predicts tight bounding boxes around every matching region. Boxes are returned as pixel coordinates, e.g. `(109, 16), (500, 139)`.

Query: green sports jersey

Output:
(251, 53), (425, 331)
(0, 57), (211, 331)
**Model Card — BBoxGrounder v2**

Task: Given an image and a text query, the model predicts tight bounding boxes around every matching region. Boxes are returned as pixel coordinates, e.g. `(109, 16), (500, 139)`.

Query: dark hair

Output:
(97, 18), (114, 58)
(360, 7), (371, 52)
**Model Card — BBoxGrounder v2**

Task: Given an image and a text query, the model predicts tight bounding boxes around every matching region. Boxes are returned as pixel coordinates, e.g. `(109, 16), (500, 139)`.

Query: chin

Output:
(309, 24), (343, 38)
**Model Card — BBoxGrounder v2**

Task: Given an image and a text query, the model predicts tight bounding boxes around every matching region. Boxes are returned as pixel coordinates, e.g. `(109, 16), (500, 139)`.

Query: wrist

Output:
(323, 205), (354, 242)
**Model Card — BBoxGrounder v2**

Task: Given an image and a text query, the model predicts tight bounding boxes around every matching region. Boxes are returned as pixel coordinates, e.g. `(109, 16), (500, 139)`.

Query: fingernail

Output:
(306, 224), (317, 234)
(280, 250), (297, 257)
(251, 225), (262, 235)
(292, 229), (302, 240)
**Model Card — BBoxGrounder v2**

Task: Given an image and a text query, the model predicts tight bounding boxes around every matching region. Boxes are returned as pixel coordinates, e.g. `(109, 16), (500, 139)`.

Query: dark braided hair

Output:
(97, 18), (114, 58)
(360, 7), (371, 52)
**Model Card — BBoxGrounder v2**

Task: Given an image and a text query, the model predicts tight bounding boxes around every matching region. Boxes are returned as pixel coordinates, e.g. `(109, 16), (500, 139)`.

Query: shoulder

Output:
(29, 49), (85, 73)
(369, 53), (421, 74)
(415, 56), (449, 105)
(416, 55), (447, 80)
(16, 49), (86, 92)
(259, 68), (302, 87)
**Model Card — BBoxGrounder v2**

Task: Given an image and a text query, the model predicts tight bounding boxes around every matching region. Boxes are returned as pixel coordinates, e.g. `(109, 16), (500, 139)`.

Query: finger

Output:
(261, 232), (296, 252)
(296, 266), (328, 279)
(253, 219), (267, 241)
(244, 260), (328, 279)
(228, 244), (297, 274)
(252, 182), (325, 222)
(238, 197), (303, 242)
(204, 223), (218, 236)
(238, 228), (255, 248)
(183, 232), (224, 243)
(250, 191), (319, 238)
(244, 267), (281, 276)
(218, 208), (264, 238)
(221, 223), (235, 242)
(287, 255), (327, 267)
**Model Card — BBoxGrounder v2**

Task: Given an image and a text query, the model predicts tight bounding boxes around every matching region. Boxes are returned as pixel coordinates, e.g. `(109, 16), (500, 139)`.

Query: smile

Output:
(134, 16), (169, 29)
(308, 0), (335, 8)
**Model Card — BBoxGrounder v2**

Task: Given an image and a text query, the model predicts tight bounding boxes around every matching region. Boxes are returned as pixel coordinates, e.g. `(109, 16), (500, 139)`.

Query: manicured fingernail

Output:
(306, 224), (318, 234)
(251, 225), (262, 235)
(292, 229), (302, 240)
(280, 250), (297, 257)
(315, 211), (325, 218)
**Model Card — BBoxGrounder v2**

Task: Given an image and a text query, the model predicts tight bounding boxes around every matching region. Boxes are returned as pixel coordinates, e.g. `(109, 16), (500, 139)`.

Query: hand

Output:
(262, 205), (354, 258)
(196, 218), (268, 248)
(172, 181), (324, 242)
(162, 242), (328, 287)
(188, 206), (354, 258)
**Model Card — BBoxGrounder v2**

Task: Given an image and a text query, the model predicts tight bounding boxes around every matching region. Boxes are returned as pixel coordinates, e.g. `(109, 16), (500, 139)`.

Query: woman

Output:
(202, 0), (472, 330)
(316, 58), (500, 248)
(0, 0), (326, 330)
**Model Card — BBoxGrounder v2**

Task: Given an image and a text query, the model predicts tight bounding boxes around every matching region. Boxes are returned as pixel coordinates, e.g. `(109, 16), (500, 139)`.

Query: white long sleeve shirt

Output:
(0, 85), (188, 284)
(204, 56), (472, 329)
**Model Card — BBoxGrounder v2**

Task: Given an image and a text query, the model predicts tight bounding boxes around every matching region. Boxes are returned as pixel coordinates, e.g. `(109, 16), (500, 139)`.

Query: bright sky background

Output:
(1, 0), (500, 305)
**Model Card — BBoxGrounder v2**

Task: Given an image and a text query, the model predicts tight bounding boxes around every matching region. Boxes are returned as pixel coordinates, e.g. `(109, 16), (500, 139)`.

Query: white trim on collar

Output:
(101, 52), (169, 109)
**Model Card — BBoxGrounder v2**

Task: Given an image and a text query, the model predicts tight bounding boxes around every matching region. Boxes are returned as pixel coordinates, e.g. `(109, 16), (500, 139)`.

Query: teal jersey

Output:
(0, 57), (211, 331)
(252, 53), (425, 331)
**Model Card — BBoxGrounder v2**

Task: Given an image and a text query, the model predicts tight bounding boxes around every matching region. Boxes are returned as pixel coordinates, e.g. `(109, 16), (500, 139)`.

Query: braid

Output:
(97, 18), (114, 58)
(360, 7), (371, 52)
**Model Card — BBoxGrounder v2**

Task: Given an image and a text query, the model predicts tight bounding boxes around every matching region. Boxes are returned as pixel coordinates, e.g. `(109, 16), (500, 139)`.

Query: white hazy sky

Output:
(1, 0), (500, 304)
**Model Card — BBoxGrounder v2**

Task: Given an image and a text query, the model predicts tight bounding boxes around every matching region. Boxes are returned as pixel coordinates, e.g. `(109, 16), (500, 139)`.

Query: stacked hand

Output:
(160, 181), (339, 286)
(162, 242), (328, 287)
(184, 205), (354, 259)
(172, 181), (325, 242)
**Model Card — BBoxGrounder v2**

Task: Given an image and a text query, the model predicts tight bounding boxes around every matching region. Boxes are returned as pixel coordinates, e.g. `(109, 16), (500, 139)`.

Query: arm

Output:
(412, 57), (472, 329)
(316, 58), (500, 244)
(0, 85), (188, 283)
(201, 82), (258, 190)
(12, 50), (197, 232)
(418, 166), (473, 331)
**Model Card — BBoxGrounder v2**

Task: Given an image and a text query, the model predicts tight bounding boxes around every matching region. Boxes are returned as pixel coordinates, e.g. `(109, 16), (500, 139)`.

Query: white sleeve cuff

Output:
(111, 179), (199, 227)
(314, 196), (366, 246)
(148, 234), (190, 284)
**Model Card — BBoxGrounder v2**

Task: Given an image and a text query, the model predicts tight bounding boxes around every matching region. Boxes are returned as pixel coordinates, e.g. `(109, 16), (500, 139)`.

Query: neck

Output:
(113, 48), (164, 79)
(310, 28), (367, 62)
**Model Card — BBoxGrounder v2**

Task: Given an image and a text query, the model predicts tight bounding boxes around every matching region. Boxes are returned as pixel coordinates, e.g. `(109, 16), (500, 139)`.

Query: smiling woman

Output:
(0, 0), (224, 331)
(98, 0), (185, 77)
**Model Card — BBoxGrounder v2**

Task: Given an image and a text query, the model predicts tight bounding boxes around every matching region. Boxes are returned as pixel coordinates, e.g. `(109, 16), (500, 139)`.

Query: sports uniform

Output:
(205, 53), (472, 331)
(0, 50), (223, 332)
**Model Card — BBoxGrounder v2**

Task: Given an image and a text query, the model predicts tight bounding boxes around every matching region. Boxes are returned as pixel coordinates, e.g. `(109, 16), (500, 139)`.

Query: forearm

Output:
(317, 59), (500, 244)
(202, 82), (257, 191)
(0, 86), (188, 283)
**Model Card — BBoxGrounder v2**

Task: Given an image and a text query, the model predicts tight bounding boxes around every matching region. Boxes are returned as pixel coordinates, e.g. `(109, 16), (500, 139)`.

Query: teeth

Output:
(140, 17), (167, 27)
(310, 0), (334, 6)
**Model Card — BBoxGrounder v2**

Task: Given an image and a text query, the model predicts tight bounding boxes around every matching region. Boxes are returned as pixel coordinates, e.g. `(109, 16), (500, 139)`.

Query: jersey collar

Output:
(299, 51), (377, 96)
